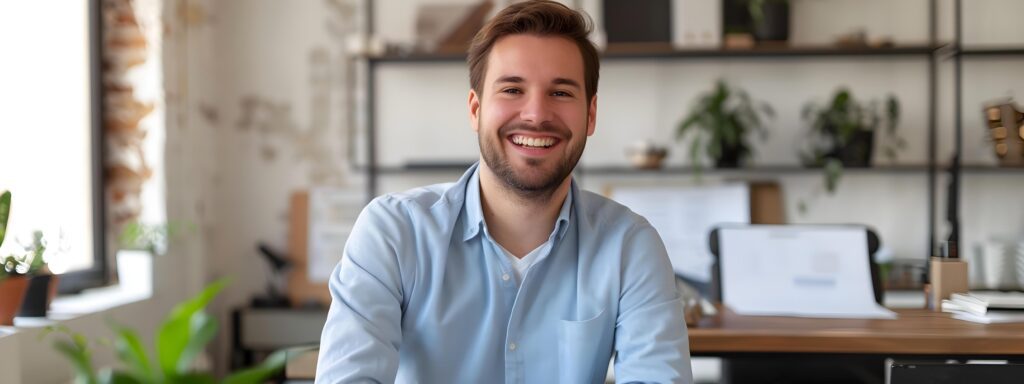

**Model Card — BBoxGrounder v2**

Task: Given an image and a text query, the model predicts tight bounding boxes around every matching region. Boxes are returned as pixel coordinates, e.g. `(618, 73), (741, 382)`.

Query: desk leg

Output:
(230, 309), (255, 370)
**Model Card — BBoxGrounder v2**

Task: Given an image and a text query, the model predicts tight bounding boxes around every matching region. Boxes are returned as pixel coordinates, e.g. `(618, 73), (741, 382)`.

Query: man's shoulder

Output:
(576, 188), (651, 231)
(364, 181), (461, 222)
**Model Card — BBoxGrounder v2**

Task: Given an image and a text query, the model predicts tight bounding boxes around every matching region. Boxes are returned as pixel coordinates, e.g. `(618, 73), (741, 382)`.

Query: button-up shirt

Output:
(316, 163), (692, 383)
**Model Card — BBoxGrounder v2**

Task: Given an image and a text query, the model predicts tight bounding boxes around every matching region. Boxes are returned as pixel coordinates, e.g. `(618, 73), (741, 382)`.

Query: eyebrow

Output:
(494, 76), (582, 90)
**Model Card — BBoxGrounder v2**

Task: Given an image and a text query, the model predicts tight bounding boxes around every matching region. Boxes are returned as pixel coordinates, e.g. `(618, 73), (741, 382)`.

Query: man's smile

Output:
(505, 132), (565, 158)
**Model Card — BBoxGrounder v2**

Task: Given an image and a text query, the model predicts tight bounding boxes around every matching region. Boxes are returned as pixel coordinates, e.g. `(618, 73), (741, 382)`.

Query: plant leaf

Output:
(157, 278), (228, 375)
(166, 373), (217, 384)
(112, 325), (155, 381)
(54, 340), (98, 384)
(0, 190), (10, 249)
(824, 158), (844, 194)
(222, 349), (289, 384)
(689, 134), (704, 174)
(177, 312), (218, 373)
(97, 369), (145, 384)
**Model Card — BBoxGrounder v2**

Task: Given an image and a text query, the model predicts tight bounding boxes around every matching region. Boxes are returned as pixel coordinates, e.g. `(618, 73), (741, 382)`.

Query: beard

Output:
(479, 118), (587, 201)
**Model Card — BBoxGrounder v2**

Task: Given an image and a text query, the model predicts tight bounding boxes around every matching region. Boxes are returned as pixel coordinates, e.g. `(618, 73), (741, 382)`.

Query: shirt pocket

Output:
(558, 308), (613, 384)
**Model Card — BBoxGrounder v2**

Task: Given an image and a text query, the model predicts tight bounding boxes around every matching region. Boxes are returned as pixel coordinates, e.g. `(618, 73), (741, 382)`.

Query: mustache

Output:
(498, 121), (571, 140)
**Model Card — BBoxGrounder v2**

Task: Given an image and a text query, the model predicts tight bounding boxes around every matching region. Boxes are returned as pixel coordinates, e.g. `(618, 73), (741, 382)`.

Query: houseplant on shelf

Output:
(747, 0), (790, 42)
(800, 88), (902, 194)
(15, 229), (60, 318)
(676, 79), (774, 171)
(47, 278), (295, 384)
(0, 190), (31, 325)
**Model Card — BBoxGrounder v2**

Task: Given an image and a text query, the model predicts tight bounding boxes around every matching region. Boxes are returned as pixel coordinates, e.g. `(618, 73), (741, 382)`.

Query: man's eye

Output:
(501, 88), (522, 95)
(552, 91), (572, 97)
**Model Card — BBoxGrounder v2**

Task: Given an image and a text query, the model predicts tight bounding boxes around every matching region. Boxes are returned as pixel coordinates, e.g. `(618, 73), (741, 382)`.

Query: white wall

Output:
(371, 0), (1024, 263)
(147, 0), (1024, 376)
(161, 0), (363, 376)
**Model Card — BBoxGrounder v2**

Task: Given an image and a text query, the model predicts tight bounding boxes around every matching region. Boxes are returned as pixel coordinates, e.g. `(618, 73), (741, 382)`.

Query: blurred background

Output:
(1, 0), (1022, 382)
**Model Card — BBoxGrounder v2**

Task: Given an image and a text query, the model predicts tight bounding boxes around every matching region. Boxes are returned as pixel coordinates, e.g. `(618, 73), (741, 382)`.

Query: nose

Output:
(519, 92), (553, 125)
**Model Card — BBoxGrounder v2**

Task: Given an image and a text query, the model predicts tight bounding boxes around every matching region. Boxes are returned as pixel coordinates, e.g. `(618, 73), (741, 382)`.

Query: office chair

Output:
(706, 224), (886, 384)
(890, 360), (1024, 384)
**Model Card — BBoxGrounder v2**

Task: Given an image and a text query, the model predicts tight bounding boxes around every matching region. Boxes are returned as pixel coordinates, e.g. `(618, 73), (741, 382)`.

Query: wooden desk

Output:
(279, 306), (1024, 380)
(690, 306), (1024, 357)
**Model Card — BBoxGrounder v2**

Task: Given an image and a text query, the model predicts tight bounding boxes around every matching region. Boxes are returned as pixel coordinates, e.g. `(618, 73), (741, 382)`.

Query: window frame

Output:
(57, 0), (107, 294)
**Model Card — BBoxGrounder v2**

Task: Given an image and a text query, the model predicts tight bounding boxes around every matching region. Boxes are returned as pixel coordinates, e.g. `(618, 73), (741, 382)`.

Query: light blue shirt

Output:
(316, 163), (692, 383)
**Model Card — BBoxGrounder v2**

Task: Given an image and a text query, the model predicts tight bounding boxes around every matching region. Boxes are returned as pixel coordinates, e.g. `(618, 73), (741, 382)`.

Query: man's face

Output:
(469, 34), (597, 198)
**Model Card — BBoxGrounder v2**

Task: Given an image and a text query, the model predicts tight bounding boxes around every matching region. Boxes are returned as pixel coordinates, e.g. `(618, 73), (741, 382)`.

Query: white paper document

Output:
(609, 183), (749, 282)
(307, 188), (364, 282)
(719, 225), (897, 319)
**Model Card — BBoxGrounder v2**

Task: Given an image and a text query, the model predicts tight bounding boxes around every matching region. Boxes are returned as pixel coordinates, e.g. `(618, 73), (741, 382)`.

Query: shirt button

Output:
(502, 274), (510, 281)
(509, 343), (517, 351)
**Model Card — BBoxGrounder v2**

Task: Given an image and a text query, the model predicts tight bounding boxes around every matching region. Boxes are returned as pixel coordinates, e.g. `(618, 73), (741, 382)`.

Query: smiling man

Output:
(315, 1), (692, 383)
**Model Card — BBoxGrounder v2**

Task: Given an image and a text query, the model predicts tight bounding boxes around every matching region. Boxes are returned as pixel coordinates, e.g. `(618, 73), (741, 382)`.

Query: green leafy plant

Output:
(677, 79), (774, 171)
(747, 0), (789, 28)
(800, 88), (902, 193)
(0, 190), (10, 281)
(0, 191), (9, 250)
(0, 191), (48, 279)
(1, 230), (47, 275)
(796, 88), (902, 213)
(119, 221), (195, 256)
(47, 279), (293, 384)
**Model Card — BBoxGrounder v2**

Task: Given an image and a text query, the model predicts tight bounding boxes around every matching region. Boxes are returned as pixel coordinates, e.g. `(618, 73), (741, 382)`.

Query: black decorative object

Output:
(17, 274), (55, 318)
(250, 243), (292, 308)
(749, 0), (790, 42)
(603, 0), (672, 45)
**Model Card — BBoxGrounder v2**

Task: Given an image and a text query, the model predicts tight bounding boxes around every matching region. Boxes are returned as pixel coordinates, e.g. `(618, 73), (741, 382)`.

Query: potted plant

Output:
(677, 79), (774, 170)
(747, 0), (790, 42)
(800, 88), (902, 193)
(0, 190), (31, 325)
(16, 230), (60, 318)
(47, 278), (295, 384)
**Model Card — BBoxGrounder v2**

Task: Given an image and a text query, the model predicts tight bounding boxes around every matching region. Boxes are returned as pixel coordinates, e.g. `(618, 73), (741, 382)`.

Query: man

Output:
(316, 1), (692, 383)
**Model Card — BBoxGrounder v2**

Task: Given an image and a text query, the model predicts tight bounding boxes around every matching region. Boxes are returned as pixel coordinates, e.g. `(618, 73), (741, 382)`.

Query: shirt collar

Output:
(462, 165), (574, 242)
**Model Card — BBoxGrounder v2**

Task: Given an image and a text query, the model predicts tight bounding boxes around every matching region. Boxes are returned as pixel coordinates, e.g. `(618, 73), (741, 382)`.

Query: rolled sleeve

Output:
(316, 198), (408, 384)
(613, 223), (693, 384)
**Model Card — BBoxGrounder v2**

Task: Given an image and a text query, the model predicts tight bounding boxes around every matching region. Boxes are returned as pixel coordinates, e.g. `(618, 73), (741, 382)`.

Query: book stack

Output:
(942, 291), (1024, 324)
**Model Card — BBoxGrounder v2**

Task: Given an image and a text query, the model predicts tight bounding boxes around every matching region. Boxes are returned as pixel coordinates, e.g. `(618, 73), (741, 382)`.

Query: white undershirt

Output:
(497, 242), (546, 285)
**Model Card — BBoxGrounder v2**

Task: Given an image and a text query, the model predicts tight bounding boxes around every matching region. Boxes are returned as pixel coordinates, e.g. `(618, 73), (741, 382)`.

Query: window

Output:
(0, 0), (106, 293)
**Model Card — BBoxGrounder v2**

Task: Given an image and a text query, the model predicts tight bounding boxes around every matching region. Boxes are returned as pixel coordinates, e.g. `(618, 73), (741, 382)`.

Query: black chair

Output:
(890, 360), (1024, 384)
(706, 225), (886, 384)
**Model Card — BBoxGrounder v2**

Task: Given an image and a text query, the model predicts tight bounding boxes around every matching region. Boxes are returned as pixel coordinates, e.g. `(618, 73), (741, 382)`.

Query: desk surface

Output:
(690, 306), (1024, 356)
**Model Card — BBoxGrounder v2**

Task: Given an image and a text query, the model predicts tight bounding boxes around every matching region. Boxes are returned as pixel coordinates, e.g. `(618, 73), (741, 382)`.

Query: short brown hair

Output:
(467, 0), (600, 103)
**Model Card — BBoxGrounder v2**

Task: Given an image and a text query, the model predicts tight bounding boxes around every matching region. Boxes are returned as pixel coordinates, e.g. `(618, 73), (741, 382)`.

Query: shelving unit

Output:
(367, 163), (1021, 176)
(367, 45), (940, 63)
(360, 0), (1024, 259)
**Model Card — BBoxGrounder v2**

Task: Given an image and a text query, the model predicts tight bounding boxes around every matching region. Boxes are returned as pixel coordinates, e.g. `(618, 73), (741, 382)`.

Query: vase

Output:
(0, 276), (29, 325)
(17, 274), (59, 318)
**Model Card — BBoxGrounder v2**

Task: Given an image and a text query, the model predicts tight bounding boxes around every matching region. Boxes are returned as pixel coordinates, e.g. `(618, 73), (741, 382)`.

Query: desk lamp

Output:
(251, 243), (292, 308)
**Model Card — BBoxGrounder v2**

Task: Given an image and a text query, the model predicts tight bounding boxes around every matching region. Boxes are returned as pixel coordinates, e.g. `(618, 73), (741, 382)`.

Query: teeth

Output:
(511, 135), (555, 148)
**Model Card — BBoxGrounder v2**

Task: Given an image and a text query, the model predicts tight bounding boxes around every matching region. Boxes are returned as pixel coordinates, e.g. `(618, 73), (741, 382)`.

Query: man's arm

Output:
(613, 223), (693, 384)
(315, 198), (407, 383)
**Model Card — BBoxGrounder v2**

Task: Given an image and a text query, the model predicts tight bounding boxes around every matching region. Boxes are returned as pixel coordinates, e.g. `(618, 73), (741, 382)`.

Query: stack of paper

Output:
(942, 291), (1024, 324)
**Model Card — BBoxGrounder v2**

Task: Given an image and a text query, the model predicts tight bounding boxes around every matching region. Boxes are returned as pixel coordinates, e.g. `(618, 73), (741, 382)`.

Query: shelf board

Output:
(600, 44), (938, 60)
(580, 165), (927, 175)
(366, 164), (1023, 176)
(960, 47), (1024, 57)
(366, 45), (939, 64)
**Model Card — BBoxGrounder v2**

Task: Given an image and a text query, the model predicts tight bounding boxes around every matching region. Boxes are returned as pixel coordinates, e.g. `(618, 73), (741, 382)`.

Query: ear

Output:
(469, 89), (481, 133)
(586, 94), (597, 136)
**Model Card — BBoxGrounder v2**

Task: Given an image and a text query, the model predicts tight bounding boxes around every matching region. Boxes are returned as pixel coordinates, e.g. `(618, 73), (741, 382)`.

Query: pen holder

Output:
(928, 257), (969, 311)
